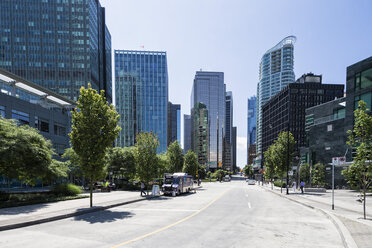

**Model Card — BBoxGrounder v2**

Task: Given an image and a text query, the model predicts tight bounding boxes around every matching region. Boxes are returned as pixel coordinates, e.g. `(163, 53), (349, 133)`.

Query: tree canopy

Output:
(183, 150), (199, 178)
(134, 132), (160, 188)
(70, 84), (120, 207)
(343, 100), (372, 219)
(166, 141), (184, 173)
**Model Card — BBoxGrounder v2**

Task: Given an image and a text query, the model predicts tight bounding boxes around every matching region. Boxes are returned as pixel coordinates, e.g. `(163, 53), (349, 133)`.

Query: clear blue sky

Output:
(100, 0), (372, 168)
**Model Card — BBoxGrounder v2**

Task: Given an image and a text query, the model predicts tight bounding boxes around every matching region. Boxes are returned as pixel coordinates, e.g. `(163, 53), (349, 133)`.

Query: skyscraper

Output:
(0, 0), (112, 102)
(224, 91), (233, 171)
(183, 114), (191, 153)
(167, 102), (181, 146)
(247, 96), (257, 165)
(191, 71), (225, 169)
(256, 36), (296, 166)
(191, 102), (209, 165)
(115, 50), (168, 152)
(232, 126), (237, 170)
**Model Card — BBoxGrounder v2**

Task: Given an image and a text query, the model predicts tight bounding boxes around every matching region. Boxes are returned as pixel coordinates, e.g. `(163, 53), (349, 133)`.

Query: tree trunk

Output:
(90, 179), (93, 208)
(271, 179), (273, 190)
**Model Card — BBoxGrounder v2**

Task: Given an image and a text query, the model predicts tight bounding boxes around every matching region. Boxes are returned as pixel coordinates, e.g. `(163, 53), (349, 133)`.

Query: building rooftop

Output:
(0, 68), (76, 107)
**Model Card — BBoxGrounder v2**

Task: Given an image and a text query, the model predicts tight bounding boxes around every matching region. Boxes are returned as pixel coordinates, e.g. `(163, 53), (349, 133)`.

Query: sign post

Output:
(331, 157), (346, 210)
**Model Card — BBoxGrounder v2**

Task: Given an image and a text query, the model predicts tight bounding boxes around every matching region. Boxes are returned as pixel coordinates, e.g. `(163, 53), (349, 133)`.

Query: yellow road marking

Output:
(110, 188), (230, 248)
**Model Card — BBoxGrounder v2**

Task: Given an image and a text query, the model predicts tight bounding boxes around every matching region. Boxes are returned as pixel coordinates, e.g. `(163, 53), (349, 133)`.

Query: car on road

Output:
(223, 175), (231, 182)
(247, 179), (256, 185)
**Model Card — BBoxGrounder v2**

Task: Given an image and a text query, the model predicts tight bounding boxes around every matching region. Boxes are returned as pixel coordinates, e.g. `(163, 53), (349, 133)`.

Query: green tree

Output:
(70, 84), (120, 207)
(198, 164), (207, 179)
(343, 100), (372, 219)
(106, 147), (136, 180)
(156, 153), (168, 178)
(299, 163), (311, 185)
(166, 141), (184, 173)
(270, 131), (295, 193)
(264, 144), (278, 189)
(0, 118), (57, 190)
(134, 132), (159, 193)
(312, 163), (325, 186)
(243, 164), (254, 178)
(183, 150), (199, 178)
(62, 148), (83, 181)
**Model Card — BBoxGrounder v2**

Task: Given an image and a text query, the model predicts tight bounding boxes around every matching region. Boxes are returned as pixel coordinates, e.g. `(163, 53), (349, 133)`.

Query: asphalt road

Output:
(0, 176), (343, 248)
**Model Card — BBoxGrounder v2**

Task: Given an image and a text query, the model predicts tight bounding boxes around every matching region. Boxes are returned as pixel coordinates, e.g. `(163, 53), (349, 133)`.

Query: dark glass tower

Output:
(0, 0), (112, 102)
(115, 50), (169, 153)
(167, 102), (181, 146)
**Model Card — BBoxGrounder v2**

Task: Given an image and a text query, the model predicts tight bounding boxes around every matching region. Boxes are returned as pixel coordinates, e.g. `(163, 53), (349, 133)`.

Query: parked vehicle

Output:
(162, 173), (193, 196)
(223, 175), (231, 182)
(247, 179), (256, 185)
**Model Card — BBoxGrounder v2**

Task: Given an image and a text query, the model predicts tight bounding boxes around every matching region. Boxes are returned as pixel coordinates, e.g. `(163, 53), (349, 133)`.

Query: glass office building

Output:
(247, 96), (256, 165)
(191, 71), (225, 169)
(0, 0), (112, 102)
(183, 114), (192, 153)
(167, 102), (181, 146)
(256, 36), (296, 160)
(115, 50), (168, 153)
(224, 91), (233, 171)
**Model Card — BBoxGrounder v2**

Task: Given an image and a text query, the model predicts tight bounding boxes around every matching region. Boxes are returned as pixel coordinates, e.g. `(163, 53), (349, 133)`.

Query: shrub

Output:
(273, 181), (287, 188)
(0, 191), (10, 201)
(52, 183), (82, 196)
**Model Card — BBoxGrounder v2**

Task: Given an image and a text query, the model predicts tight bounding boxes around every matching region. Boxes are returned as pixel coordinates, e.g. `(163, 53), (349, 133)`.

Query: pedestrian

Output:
(300, 181), (305, 194)
(292, 181), (296, 193)
(140, 181), (146, 196)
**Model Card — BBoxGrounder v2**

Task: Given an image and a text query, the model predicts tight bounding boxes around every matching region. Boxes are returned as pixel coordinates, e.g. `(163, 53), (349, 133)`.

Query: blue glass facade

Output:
(247, 96), (257, 146)
(0, 0), (112, 102)
(191, 71), (225, 169)
(115, 50), (168, 153)
(256, 36), (296, 156)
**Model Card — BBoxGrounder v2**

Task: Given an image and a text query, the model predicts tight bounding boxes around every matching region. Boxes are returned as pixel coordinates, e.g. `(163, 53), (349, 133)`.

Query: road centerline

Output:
(110, 188), (231, 248)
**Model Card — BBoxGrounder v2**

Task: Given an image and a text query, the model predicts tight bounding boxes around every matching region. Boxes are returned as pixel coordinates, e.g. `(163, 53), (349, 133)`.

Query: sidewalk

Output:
(261, 183), (372, 248)
(0, 190), (159, 232)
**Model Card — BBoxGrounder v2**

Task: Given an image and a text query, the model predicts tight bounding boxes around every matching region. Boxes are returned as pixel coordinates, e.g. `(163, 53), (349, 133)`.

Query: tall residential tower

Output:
(115, 50), (168, 152)
(256, 36), (296, 167)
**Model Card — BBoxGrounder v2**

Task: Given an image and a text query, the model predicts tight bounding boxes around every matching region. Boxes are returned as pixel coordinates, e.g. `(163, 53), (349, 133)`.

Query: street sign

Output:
(332, 157), (346, 166)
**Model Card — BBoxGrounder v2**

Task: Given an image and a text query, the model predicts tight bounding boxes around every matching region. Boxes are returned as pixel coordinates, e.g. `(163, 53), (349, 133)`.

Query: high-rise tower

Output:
(191, 71), (225, 170)
(115, 50), (168, 152)
(256, 36), (296, 166)
(0, 0), (112, 102)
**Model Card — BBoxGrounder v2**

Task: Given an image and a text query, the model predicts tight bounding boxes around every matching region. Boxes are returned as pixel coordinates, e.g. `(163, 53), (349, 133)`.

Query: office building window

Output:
(0, 106), (5, 117)
(12, 110), (29, 125)
(355, 92), (372, 110)
(355, 68), (372, 91)
(327, 124), (333, 132)
(333, 108), (345, 120)
(54, 124), (66, 136)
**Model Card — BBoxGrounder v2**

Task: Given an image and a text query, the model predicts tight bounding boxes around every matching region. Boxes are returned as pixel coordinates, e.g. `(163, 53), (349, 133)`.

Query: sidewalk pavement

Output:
(0, 190), (159, 232)
(260, 183), (372, 248)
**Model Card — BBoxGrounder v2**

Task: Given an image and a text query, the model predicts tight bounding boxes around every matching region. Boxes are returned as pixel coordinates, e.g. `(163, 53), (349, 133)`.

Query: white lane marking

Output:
(248, 202), (251, 209)
(119, 208), (198, 212)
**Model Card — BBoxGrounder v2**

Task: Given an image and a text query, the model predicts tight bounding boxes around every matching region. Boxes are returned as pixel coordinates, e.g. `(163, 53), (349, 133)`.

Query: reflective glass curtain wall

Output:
(191, 71), (225, 168)
(0, 0), (112, 102)
(115, 50), (168, 153)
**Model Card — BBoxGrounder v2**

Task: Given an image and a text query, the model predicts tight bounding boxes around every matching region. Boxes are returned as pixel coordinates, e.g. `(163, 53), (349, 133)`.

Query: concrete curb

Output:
(260, 186), (357, 248)
(0, 195), (160, 232)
